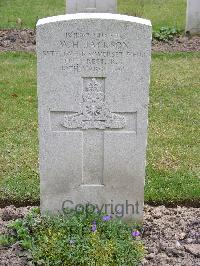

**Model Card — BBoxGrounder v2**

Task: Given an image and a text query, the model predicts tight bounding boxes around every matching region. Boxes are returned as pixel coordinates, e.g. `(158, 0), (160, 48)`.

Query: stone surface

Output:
(186, 0), (200, 35)
(184, 244), (200, 257)
(37, 13), (151, 220)
(67, 0), (117, 14)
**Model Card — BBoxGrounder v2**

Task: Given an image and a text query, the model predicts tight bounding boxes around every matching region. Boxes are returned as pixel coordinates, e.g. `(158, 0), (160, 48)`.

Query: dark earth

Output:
(0, 30), (199, 265)
(0, 205), (199, 266)
(0, 29), (200, 52)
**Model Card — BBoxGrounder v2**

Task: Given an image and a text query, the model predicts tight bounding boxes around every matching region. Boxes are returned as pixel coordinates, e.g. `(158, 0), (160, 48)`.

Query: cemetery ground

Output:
(0, 0), (199, 53)
(0, 51), (199, 265)
(0, 0), (186, 30)
(0, 0), (200, 265)
(0, 52), (199, 207)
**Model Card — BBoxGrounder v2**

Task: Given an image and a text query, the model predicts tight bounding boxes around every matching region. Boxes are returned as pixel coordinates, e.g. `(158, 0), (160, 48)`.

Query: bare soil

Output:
(0, 29), (200, 52)
(142, 205), (200, 266)
(0, 205), (199, 266)
(0, 29), (36, 52)
(152, 36), (200, 52)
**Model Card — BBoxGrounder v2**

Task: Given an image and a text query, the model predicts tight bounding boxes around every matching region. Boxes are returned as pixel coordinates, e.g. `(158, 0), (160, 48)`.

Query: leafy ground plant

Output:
(2, 208), (145, 266)
(153, 26), (181, 42)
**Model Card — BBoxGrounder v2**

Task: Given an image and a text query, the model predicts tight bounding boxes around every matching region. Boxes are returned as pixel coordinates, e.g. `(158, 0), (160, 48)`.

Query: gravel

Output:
(142, 205), (200, 266)
(152, 36), (200, 52)
(0, 29), (36, 52)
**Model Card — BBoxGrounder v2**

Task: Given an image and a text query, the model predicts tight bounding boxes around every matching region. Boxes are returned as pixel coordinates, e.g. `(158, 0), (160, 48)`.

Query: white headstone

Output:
(37, 13), (151, 220)
(67, 0), (117, 13)
(186, 0), (200, 35)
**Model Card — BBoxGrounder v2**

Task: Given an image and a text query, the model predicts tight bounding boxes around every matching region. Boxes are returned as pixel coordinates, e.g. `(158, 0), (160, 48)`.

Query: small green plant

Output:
(3, 208), (145, 265)
(153, 26), (181, 42)
(0, 234), (16, 247)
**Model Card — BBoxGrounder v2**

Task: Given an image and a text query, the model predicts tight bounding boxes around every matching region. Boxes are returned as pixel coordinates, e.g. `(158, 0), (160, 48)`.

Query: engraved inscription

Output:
(41, 28), (149, 74)
(61, 78), (126, 130)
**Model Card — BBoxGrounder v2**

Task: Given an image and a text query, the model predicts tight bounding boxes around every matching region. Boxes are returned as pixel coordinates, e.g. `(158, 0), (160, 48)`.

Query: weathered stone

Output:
(67, 0), (117, 14)
(186, 0), (200, 35)
(37, 13), (151, 220)
(184, 244), (200, 257)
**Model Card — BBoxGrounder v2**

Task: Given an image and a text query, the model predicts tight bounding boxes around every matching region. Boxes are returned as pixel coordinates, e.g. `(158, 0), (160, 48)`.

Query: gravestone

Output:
(67, 0), (117, 13)
(186, 0), (200, 35)
(37, 13), (151, 220)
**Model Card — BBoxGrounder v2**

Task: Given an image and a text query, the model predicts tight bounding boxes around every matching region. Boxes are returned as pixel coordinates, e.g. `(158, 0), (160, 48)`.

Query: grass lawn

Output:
(118, 0), (186, 31)
(0, 0), (64, 29)
(0, 51), (199, 207)
(0, 52), (39, 206)
(146, 52), (200, 206)
(0, 0), (186, 31)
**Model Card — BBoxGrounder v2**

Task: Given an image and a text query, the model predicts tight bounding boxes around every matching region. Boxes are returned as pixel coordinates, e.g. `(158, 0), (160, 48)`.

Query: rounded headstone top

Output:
(37, 13), (151, 27)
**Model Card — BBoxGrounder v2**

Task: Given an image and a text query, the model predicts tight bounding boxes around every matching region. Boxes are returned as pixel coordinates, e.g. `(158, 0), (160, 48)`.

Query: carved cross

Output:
(51, 77), (136, 186)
